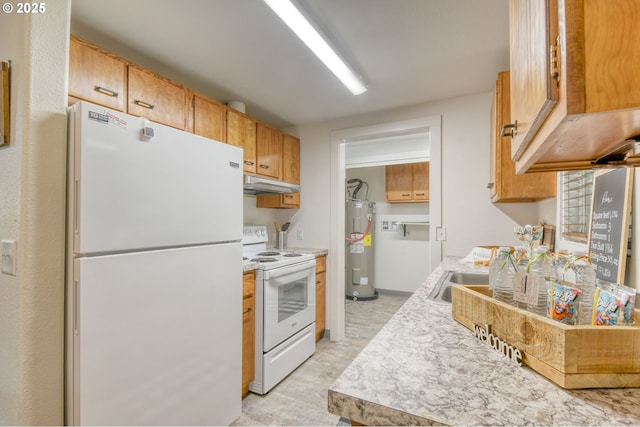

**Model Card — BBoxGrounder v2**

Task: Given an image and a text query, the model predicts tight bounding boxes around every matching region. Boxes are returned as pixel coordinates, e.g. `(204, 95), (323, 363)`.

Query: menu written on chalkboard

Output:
(588, 168), (634, 284)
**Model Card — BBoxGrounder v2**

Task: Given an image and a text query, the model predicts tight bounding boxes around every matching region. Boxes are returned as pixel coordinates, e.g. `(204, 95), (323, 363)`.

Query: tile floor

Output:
(232, 291), (410, 426)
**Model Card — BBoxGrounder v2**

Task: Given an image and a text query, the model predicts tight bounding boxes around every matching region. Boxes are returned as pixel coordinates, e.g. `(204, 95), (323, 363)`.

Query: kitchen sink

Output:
(427, 270), (489, 303)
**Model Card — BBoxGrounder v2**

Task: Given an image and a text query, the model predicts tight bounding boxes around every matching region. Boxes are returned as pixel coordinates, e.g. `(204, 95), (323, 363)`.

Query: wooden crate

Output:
(451, 285), (640, 389)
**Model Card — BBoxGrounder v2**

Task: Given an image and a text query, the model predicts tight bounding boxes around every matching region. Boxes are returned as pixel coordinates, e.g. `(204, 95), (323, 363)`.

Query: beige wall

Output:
(0, 2), (70, 424)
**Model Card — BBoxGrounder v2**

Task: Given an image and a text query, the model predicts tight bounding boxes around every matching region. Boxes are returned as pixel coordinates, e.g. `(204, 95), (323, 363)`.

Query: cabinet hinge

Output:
(549, 36), (560, 84)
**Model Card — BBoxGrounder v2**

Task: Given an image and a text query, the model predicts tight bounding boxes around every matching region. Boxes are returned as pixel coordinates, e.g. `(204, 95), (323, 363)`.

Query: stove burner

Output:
(257, 251), (281, 256)
(283, 253), (302, 257)
(251, 257), (278, 263)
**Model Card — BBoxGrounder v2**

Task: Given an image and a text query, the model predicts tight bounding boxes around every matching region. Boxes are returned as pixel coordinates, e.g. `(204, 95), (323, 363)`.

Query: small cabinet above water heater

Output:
(385, 162), (429, 203)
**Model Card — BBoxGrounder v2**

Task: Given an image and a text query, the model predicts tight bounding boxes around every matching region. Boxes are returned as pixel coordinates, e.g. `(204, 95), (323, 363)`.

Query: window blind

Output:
(561, 170), (594, 243)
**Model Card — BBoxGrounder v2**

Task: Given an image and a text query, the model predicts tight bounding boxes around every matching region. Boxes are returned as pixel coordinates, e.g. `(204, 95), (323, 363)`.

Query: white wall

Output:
(0, 3), (70, 424)
(296, 92), (554, 257)
(291, 92), (555, 337)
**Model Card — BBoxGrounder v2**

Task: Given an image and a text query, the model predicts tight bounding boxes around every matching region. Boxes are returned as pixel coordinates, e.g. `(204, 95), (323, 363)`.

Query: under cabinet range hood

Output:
(243, 174), (301, 195)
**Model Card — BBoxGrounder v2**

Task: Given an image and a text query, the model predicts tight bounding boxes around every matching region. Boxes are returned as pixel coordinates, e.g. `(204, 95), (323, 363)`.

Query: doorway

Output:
(327, 116), (443, 341)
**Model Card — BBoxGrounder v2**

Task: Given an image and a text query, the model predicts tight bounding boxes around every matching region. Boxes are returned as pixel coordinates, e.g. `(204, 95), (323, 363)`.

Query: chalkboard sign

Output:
(588, 168), (634, 284)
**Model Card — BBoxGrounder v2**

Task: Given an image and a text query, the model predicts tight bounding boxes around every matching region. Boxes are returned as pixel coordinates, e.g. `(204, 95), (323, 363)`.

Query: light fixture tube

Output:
(263, 0), (367, 95)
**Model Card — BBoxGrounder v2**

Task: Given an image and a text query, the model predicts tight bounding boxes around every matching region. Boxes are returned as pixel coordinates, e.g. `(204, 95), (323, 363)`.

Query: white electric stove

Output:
(242, 225), (316, 394)
(242, 225), (315, 268)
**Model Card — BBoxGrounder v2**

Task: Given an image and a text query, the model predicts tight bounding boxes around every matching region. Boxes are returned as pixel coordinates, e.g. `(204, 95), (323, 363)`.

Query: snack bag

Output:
(592, 285), (623, 326)
(547, 278), (580, 325)
(615, 285), (636, 326)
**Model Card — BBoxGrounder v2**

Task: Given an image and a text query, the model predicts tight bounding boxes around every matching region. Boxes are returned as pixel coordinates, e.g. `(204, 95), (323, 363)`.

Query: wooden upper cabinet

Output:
(508, 0), (559, 163)
(412, 162), (429, 201)
(127, 64), (189, 130)
(491, 71), (556, 202)
(386, 164), (414, 202)
(386, 162), (428, 203)
(256, 133), (301, 209)
(256, 123), (283, 180)
(509, 0), (640, 173)
(282, 134), (300, 185)
(226, 109), (257, 174)
(69, 35), (127, 111)
(191, 92), (226, 143)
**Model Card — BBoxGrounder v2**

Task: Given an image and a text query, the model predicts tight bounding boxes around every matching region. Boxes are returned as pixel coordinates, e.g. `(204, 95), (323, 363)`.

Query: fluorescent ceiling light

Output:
(263, 0), (367, 95)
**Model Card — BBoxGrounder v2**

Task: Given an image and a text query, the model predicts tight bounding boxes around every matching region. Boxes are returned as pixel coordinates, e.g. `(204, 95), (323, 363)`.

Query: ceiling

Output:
(70, 0), (510, 129)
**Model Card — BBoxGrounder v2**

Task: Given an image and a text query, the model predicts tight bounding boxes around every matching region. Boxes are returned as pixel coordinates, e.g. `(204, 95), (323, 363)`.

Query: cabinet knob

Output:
(244, 160), (255, 166)
(259, 164), (269, 169)
(501, 121), (517, 138)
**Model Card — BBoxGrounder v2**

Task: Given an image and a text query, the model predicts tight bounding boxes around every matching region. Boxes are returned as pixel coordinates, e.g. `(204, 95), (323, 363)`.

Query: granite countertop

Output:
(328, 257), (640, 426)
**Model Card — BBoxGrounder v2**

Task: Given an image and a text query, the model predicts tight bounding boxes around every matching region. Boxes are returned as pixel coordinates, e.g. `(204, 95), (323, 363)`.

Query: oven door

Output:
(262, 259), (316, 352)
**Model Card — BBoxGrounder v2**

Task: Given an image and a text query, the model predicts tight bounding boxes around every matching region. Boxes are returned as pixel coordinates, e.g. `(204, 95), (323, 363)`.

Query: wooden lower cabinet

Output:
(315, 255), (327, 342)
(242, 271), (255, 398)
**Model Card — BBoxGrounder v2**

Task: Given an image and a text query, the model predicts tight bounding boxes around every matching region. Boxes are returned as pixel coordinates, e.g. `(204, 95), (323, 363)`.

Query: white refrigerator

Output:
(65, 101), (243, 426)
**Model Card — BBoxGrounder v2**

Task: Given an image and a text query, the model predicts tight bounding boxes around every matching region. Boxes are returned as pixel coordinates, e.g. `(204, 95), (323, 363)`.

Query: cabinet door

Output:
(127, 65), (188, 130)
(69, 36), (127, 111)
(509, 0), (559, 161)
(385, 164), (413, 202)
(282, 134), (300, 184)
(491, 71), (556, 202)
(226, 109), (257, 174)
(315, 255), (326, 342)
(192, 93), (226, 143)
(412, 162), (429, 201)
(242, 272), (255, 397)
(256, 123), (282, 180)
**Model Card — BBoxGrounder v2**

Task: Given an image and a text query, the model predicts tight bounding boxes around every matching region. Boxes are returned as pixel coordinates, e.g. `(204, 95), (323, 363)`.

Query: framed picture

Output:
(1, 61), (10, 147)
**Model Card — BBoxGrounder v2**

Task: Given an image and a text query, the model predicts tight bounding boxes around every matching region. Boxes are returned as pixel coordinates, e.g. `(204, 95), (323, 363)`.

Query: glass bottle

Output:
(525, 245), (552, 316)
(491, 247), (517, 305)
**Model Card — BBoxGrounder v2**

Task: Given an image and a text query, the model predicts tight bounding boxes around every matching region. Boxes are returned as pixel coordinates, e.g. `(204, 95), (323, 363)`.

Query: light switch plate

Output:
(1, 239), (17, 275)
(436, 227), (447, 241)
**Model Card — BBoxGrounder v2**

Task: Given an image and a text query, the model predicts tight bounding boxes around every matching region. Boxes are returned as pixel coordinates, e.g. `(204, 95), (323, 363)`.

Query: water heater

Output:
(345, 198), (377, 301)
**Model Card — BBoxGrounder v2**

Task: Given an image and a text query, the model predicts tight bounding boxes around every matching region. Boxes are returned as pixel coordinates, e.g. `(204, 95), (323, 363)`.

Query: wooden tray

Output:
(451, 285), (640, 389)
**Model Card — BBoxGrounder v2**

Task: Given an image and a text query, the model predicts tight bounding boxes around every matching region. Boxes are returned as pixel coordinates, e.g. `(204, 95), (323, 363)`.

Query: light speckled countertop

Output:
(328, 257), (640, 426)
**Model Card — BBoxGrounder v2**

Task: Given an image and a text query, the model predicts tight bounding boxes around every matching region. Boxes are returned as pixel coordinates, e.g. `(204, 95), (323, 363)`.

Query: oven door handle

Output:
(263, 259), (316, 281)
